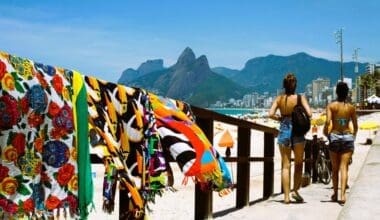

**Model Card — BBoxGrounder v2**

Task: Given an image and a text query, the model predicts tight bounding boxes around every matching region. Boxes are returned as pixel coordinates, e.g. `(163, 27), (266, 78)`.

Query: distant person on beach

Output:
(323, 81), (358, 204)
(269, 73), (312, 204)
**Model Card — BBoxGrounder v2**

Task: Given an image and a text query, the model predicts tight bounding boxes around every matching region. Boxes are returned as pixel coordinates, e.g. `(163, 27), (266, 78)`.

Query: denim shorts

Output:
(329, 133), (355, 153)
(277, 117), (305, 147)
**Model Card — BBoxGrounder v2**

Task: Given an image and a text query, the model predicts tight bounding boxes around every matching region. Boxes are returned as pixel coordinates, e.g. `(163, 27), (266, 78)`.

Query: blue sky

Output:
(0, 0), (379, 82)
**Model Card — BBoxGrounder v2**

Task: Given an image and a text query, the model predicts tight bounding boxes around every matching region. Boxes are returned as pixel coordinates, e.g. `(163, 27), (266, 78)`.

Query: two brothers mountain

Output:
(118, 47), (366, 107)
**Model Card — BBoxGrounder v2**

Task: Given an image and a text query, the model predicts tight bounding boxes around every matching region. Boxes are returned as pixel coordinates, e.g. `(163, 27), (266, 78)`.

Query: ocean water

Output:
(208, 108), (258, 116)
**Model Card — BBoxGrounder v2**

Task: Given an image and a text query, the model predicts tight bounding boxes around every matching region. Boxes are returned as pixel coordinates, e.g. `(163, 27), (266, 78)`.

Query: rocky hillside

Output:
(119, 47), (248, 107)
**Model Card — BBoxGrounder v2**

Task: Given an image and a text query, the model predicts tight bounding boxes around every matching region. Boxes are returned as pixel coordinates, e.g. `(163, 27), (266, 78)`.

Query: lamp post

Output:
(352, 48), (360, 73)
(352, 48), (360, 104)
(334, 28), (344, 81)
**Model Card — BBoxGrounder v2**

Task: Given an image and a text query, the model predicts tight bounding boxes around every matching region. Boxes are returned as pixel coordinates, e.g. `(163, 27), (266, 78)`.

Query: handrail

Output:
(191, 106), (279, 134)
(356, 109), (380, 116)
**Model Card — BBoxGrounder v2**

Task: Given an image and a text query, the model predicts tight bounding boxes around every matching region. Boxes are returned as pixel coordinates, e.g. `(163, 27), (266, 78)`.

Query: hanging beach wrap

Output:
(148, 93), (233, 192)
(0, 51), (92, 218)
(72, 71), (94, 219)
(85, 77), (167, 218)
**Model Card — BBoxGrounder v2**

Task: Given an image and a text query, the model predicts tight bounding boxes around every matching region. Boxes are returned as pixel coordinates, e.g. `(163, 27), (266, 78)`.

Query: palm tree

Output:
(375, 68), (380, 96)
(359, 73), (376, 104)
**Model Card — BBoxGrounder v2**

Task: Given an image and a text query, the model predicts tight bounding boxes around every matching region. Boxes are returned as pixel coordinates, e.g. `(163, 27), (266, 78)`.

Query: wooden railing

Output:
(356, 109), (380, 116)
(190, 106), (278, 219)
(90, 105), (279, 220)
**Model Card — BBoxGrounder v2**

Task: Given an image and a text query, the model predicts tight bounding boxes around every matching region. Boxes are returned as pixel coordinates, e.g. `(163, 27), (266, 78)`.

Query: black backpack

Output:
(292, 95), (310, 136)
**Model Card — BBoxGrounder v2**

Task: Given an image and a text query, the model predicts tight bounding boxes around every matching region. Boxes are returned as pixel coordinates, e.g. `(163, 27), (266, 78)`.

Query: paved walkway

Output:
(214, 134), (373, 220)
(339, 133), (380, 220)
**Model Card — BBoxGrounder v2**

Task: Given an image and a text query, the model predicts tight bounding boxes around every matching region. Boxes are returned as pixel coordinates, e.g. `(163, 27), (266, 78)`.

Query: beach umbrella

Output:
(218, 129), (234, 157)
(359, 121), (379, 130)
(366, 95), (380, 104)
(359, 121), (379, 143)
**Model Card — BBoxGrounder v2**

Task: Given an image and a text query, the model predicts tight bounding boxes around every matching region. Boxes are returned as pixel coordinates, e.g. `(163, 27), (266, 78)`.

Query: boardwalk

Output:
(214, 139), (371, 220)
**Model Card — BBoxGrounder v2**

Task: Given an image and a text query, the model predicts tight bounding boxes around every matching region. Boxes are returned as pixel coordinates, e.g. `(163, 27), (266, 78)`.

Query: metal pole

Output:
(353, 48), (360, 103)
(340, 29), (343, 81)
(353, 48), (360, 74)
(335, 28), (344, 81)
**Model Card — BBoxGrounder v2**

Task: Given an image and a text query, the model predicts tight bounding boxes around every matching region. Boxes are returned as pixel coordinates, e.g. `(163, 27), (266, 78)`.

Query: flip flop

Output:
(291, 193), (304, 203)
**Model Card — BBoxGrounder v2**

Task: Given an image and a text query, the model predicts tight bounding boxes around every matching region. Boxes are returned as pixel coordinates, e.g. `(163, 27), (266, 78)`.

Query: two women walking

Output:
(269, 73), (357, 204)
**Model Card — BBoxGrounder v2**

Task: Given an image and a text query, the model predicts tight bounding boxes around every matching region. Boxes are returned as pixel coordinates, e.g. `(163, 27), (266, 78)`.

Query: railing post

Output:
(311, 136), (319, 183)
(304, 139), (312, 179)
(263, 132), (275, 198)
(236, 127), (251, 208)
(119, 186), (130, 219)
(194, 117), (213, 220)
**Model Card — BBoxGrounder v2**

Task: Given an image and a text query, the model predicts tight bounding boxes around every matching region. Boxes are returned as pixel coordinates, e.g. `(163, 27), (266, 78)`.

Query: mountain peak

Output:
(196, 55), (209, 67)
(137, 59), (164, 75)
(291, 52), (312, 58)
(176, 47), (196, 66)
(118, 59), (164, 84)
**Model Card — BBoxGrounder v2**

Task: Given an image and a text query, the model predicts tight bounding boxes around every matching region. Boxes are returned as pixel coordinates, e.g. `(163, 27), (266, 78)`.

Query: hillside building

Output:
(312, 78), (330, 106)
(304, 83), (313, 103)
(366, 63), (380, 75)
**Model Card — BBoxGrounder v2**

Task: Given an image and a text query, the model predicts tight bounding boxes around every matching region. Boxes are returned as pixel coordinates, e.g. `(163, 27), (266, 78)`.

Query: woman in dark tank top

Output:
(269, 73), (312, 204)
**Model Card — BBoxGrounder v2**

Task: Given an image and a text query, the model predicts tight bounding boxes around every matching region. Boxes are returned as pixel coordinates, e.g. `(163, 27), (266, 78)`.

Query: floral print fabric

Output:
(0, 52), (80, 218)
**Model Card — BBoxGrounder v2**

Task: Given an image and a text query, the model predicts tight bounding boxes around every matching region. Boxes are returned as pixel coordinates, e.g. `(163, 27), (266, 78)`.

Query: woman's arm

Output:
(301, 95), (312, 117)
(351, 105), (358, 136)
(323, 104), (332, 136)
(269, 96), (281, 121)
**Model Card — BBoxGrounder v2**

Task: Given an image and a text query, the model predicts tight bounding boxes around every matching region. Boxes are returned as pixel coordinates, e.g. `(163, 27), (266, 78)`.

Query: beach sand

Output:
(87, 112), (379, 220)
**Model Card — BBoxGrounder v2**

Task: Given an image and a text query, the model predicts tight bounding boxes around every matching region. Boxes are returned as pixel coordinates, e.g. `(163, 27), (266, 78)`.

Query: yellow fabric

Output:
(72, 71), (82, 136)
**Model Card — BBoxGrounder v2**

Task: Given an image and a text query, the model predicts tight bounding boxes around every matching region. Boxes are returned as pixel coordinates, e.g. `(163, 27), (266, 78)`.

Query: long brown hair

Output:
(336, 81), (349, 102)
(283, 73), (297, 95)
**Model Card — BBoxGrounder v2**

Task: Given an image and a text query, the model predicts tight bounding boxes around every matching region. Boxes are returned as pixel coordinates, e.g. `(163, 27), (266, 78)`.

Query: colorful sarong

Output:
(0, 51), (93, 219)
(85, 77), (167, 219)
(149, 93), (233, 192)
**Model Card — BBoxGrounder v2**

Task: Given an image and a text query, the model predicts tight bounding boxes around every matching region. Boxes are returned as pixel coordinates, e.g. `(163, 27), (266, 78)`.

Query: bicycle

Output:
(314, 137), (331, 184)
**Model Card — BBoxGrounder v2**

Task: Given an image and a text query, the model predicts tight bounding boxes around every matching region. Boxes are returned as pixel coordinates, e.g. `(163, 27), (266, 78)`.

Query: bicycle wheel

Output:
(315, 156), (323, 182)
(317, 157), (331, 184)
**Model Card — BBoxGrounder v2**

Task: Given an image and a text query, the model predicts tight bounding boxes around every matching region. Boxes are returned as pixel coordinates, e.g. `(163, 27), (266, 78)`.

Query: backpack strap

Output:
(291, 94), (301, 147)
(297, 94), (301, 106)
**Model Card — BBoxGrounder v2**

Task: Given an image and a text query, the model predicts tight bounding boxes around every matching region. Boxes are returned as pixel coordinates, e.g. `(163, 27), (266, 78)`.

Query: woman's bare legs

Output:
(329, 151), (340, 201)
(280, 145), (292, 203)
(292, 142), (305, 201)
(340, 150), (353, 203)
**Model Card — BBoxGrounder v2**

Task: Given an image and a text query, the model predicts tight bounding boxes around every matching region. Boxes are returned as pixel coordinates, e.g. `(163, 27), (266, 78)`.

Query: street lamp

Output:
(352, 48), (360, 74)
(352, 48), (361, 104)
(334, 28), (344, 81)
